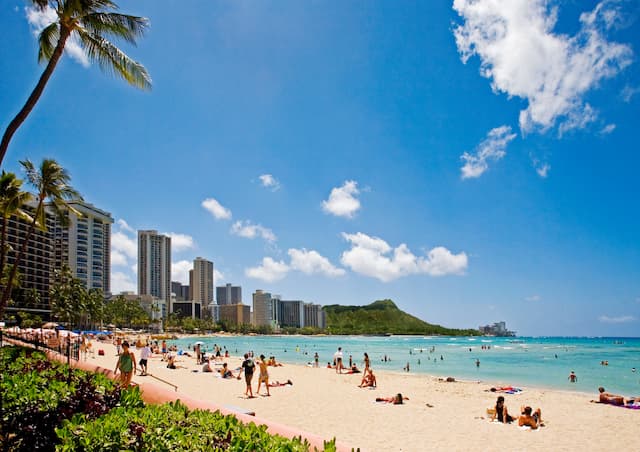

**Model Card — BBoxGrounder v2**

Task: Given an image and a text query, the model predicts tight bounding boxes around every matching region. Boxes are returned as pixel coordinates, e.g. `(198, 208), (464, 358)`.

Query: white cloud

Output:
(231, 220), (276, 242)
(111, 271), (136, 294)
(111, 250), (128, 267)
(171, 260), (192, 285)
(117, 219), (135, 233)
(202, 198), (232, 220)
(598, 315), (636, 324)
(621, 85), (640, 102)
(600, 123), (616, 135)
(322, 180), (361, 218)
(453, 0), (632, 134)
(288, 248), (346, 277)
(259, 174), (281, 191)
(340, 232), (468, 282)
(214, 268), (225, 284)
(245, 257), (289, 282)
(525, 295), (541, 302)
(533, 158), (550, 178)
(461, 126), (516, 179)
(162, 232), (195, 252)
(111, 230), (137, 260)
(25, 5), (89, 67)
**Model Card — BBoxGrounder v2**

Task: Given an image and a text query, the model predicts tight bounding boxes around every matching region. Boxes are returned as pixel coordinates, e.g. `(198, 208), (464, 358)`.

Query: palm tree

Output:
(0, 159), (82, 317)
(0, 172), (33, 282)
(0, 0), (151, 167)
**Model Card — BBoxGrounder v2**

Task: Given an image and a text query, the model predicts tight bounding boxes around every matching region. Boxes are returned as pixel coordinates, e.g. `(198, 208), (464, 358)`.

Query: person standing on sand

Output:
(238, 353), (256, 398)
(139, 342), (151, 376)
(256, 354), (270, 396)
(334, 347), (344, 374)
(114, 341), (136, 388)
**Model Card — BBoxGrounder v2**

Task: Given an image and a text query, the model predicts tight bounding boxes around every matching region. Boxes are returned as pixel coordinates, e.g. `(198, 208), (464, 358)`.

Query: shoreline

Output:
(84, 340), (638, 452)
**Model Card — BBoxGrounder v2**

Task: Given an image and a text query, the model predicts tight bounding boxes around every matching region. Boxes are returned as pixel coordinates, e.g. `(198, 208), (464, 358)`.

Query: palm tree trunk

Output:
(0, 199), (43, 316)
(0, 217), (7, 282)
(0, 28), (71, 168)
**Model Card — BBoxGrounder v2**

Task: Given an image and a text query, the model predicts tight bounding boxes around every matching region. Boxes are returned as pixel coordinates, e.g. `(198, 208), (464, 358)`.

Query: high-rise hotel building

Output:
(216, 283), (242, 305)
(53, 201), (113, 293)
(190, 257), (214, 308)
(138, 230), (171, 309)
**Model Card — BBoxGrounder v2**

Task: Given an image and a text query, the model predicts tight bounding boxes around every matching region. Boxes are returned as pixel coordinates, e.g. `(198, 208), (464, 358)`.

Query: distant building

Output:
(190, 257), (214, 309)
(3, 207), (55, 316)
(117, 292), (165, 321)
(219, 303), (251, 325)
(52, 201), (113, 294)
(171, 281), (190, 301)
(216, 283), (242, 306)
(252, 290), (277, 327)
(478, 321), (515, 337)
(274, 299), (326, 329)
(138, 230), (171, 309)
(172, 301), (202, 319)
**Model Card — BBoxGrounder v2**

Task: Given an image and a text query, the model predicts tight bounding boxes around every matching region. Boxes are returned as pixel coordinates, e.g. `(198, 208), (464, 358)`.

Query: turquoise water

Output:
(172, 335), (640, 396)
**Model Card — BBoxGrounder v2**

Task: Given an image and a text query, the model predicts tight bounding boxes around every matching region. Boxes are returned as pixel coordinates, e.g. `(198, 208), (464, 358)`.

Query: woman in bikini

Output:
(492, 396), (515, 423)
(114, 341), (136, 388)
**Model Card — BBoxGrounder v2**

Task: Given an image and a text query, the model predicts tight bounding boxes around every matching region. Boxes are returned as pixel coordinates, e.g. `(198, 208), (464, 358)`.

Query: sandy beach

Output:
(86, 339), (637, 452)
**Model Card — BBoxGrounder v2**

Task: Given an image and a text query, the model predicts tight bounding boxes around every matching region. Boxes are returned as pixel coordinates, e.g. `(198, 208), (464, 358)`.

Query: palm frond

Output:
(81, 12), (148, 44)
(38, 22), (61, 63)
(77, 30), (151, 90)
(31, 0), (50, 11)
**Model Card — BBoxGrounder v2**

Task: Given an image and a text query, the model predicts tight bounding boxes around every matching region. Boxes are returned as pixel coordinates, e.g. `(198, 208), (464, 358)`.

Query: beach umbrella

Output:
(42, 322), (59, 329)
(194, 341), (205, 345)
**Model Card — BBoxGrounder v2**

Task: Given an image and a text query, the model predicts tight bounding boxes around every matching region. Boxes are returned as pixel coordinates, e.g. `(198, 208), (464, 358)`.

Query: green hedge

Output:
(0, 347), (340, 451)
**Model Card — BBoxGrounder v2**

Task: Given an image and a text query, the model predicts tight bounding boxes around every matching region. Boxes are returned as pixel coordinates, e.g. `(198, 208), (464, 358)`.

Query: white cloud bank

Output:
(25, 5), (89, 67)
(340, 232), (468, 282)
(163, 232), (195, 252)
(171, 260), (193, 285)
(245, 248), (345, 282)
(259, 174), (281, 191)
(322, 181), (361, 218)
(202, 197), (232, 220)
(245, 257), (290, 283)
(453, 0), (633, 134)
(461, 126), (516, 179)
(111, 271), (136, 294)
(231, 220), (276, 243)
(598, 315), (636, 324)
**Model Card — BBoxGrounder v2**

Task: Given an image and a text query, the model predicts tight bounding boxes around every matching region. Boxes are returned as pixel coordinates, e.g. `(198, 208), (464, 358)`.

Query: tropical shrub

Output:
(56, 400), (337, 451)
(0, 346), (143, 451)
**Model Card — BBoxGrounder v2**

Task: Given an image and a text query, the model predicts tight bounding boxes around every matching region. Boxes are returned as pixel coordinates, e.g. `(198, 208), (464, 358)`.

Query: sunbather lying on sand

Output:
(269, 379), (293, 387)
(376, 393), (407, 404)
(593, 387), (639, 405)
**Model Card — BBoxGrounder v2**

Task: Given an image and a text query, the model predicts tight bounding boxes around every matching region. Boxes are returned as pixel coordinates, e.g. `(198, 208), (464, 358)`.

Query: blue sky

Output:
(1, 0), (639, 336)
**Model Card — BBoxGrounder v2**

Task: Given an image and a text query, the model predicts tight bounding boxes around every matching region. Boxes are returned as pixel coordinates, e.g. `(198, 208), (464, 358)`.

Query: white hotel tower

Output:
(138, 230), (171, 306)
(53, 201), (113, 293)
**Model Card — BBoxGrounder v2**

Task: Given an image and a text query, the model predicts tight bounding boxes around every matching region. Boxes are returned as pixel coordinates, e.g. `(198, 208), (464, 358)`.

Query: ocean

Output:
(172, 335), (640, 396)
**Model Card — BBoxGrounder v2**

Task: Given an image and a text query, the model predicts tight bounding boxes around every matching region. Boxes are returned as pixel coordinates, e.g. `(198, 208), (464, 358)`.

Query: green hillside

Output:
(323, 299), (479, 336)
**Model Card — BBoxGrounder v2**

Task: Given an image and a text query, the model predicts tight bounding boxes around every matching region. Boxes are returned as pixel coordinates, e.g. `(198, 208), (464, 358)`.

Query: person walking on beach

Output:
(256, 354), (270, 396)
(114, 341), (136, 388)
(238, 353), (256, 398)
(334, 347), (344, 374)
(139, 342), (151, 376)
(363, 353), (370, 374)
